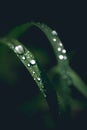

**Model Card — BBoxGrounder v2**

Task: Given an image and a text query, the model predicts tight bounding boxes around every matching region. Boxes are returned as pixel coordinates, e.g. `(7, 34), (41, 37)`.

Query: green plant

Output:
(0, 22), (87, 129)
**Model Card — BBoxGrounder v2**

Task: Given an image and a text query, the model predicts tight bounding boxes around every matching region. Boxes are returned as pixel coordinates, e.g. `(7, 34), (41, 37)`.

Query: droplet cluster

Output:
(39, 23), (67, 62)
(14, 44), (47, 97)
(38, 22), (72, 85)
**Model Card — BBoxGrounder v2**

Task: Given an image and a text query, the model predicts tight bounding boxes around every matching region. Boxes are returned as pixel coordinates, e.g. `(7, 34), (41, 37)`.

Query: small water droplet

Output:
(14, 45), (24, 54)
(59, 55), (64, 60)
(57, 47), (62, 51)
(53, 38), (57, 42)
(37, 77), (41, 81)
(52, 30), (57, 35)
(22, 56), (26, 60)
(8, 43), (14, 49)
(63, 56), (67, 60)
(27, 63), (30, 67)
(59, 42), (63, 46)
(62, 49), (66, 53)
(32, 71), (35, 74)
(30, 59), (36, 65)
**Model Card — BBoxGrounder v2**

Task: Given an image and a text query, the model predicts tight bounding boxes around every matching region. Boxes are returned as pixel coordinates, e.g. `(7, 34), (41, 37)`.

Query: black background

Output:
(0, 0), (87, 130)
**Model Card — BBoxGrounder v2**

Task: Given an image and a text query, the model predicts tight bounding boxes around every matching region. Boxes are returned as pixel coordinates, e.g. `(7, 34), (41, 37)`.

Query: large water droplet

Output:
(30, 59), (36, 65)
(52, 30), (57, 35)
(14, 45), (24, 54)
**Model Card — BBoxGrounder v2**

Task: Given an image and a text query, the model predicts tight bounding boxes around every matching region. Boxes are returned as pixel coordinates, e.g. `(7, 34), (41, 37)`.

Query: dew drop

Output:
(30, 59), (36, 65)
(14, 45), (24, 54)
(22, 56), (26, 60)
(62, 49), (66, 53)
(53, 38), (57, 42)
(37, 77), (41, 81)
(59, 55), (64, 60)
(34, 78), (36, 80)
(32, 71), (35, 74)
(57, 47), (62, 51)
(8, 43), (14, 49)
(63, 56), (67, 60)
(59, 42), (63, 46)
(27, 63), (30, 67)
(52, 30), (57, 35)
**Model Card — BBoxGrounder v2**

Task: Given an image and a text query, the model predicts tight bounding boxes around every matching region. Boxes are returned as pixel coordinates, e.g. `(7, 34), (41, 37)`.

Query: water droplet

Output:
(27, 63), (30, 67)
(59, 42), (63, 46)
(42, 85), (44, 89)
(57, 47), (62, 51)
(37, 77), (41, 81)
(62, 49), (66, 53)
(53, 38), (57, 42)
(8, 43), (14, 49)
(22, 56), (26, 60)
(59, 55), (64, 60)
(32, 71), (35, 74)
(63, 56), (67, 60)
(52, 30), (57, 35)
(14, 45), (24, 54)
(30, 59), (36, 65)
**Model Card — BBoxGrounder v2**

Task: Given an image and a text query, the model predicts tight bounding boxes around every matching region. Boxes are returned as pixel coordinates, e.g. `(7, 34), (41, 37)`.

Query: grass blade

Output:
(0, 37), (59, 124)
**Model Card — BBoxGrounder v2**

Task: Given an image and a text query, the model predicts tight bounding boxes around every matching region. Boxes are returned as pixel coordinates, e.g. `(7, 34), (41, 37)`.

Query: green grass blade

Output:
(0, 37), (59, 123)
(69, 69), (87, 97)
(8, 23), (33, 38)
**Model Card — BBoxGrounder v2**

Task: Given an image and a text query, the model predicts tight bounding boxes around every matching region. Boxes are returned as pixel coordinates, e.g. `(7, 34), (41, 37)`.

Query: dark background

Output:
(0, 0), (87, 130)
